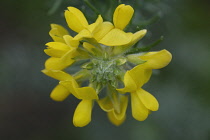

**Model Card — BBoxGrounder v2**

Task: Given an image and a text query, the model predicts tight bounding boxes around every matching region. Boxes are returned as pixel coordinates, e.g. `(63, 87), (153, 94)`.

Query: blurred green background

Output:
(1, 0), (210, 140)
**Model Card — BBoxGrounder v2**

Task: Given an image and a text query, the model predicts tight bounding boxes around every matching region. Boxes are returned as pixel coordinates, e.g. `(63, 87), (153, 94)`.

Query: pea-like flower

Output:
(118, 50), (172, 121)
(42, 4), (172, 127)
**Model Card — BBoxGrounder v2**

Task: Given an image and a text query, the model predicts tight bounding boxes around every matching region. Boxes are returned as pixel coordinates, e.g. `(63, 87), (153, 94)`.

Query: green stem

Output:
(48, 0), (63, 15)
(84, 0), (100, 15)
(125, 36), (164, 55)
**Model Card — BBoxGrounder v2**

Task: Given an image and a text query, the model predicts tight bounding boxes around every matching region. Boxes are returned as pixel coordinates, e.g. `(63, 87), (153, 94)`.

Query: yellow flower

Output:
(43, 3), (172, 127)
(117, 68), (152, 121)
(44, 24), (81, 70)
(97, 4), (134, 46)
(65, 7), (89, 33)
(73, 99), (93, 127)
(60, 81), (98, 100)
(99, 4), (147, 47)
(60, 80), (98, 127)
(98, 93), (128, 126)
(65, 7), (102, 39)
(138, 49), (172, 69)
(113, 4), (134, 30)
(128, 49), (172, 83)
(64, 5), (146, 47)
(42, 69), (98, 100)
(49, 24), (69, 43)
(42, 69), (98, 127)
(118, 49), (172, 121)
(41, 69), (73, 101)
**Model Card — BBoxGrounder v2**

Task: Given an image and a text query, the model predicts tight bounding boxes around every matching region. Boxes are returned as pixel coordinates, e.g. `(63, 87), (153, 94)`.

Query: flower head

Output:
(42, 4), (172, 127)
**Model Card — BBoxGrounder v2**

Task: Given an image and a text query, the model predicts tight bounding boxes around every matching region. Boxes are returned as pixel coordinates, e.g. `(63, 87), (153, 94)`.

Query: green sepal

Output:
(116, 57), (127, 66)
(126, 53), (147, 65)
(81, 62), (94, 70)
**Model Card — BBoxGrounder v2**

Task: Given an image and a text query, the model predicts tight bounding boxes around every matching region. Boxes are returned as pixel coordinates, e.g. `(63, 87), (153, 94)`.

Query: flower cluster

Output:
(42, 4), (172, 127)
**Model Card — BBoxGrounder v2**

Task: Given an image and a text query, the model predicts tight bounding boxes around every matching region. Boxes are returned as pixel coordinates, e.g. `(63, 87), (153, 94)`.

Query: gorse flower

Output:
(42, 4), (172, 127)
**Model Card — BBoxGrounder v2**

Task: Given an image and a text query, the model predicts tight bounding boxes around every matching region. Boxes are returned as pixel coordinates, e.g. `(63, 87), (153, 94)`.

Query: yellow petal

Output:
(41, 69), (73, 81)
(143, 69), (152, 84)
(44, 57), (73, 70)
(63, 35), (79, 48)
(49, 24), (69, 42)
(65, 7), (88, 33)
(45, 48), (78, 70)
(123, 61), (152, 84)
(50, 24), (69, 36)
(128, 64), (147, 87)
(58, 49), (78, 68)
(131, 92), (149, 121)
(130, 29), (147, 45)
(136, 88), (159, 111)
(73, 29), (92, 41)
(60, 80), (98, 100)
(50, 84), (70, 101)
(99, 28), (132, 46)
(59, 80), (80, 99)
(139, 49), (172, 69)
(44, 57), (61, 70)
(44, 49), (68, 58)
(97, 96), (113, 112)
(113, 4), (134, 30)
(87, 15), (103, 33)
(112, 95), (128, 120)
(117, 71), (137, 93)
(45, 42), (70, 50)
(112, 30), (146, 55)
(44, 42), (70, 57)
(107, 110), (126, 126)
(76, 87), (98, 100)
(118, 66), (146, 93)
(93, 22), (114, 41)
(73, 100), (93, 127)
(110, 32), (133, 55)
